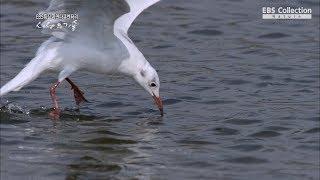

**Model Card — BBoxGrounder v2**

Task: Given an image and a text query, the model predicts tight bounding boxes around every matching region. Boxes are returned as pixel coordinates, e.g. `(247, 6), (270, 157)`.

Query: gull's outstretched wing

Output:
(40, 0), (160, 48)
(114, 0), (160, 34)
(40, 0), (130, 48)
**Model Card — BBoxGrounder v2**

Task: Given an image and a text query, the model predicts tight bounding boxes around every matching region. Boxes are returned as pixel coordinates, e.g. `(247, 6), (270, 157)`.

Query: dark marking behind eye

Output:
(140, 70), (146, 77)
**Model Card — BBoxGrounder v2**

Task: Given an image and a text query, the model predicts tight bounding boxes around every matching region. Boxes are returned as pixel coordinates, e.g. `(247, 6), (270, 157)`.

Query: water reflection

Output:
(1, 0), (319, 179)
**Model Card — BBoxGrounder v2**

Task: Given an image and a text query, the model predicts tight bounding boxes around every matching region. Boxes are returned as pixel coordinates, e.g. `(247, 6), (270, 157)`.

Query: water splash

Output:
(0, 100), (30, 115)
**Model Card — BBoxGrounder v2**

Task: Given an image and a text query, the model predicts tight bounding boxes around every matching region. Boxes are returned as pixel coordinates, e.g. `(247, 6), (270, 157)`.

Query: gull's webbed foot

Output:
(49, 108), (61, 120)
(72, 85), (88, 106)
(66, 78), (88, 106)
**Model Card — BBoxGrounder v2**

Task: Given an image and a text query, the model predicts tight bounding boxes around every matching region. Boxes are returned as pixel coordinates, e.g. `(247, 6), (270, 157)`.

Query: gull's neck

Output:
(114, 28), (149, 77)
(118, 52), (149, 77)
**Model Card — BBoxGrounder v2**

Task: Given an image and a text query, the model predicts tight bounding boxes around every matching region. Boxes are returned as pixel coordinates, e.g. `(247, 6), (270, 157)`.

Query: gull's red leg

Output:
(49, 81), (61, 119)
(65, 78), (88, 106)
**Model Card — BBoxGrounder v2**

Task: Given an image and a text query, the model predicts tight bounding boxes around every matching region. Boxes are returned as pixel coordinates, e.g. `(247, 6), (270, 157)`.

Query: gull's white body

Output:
(0, 0), (160, 98)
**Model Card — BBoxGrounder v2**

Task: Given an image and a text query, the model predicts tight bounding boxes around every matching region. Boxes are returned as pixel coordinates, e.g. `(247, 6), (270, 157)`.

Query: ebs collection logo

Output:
(262, 7), (312, 19)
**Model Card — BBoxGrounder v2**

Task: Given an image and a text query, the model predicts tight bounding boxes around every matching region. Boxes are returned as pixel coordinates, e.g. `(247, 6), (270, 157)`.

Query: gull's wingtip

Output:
(0, 55), (48, 97)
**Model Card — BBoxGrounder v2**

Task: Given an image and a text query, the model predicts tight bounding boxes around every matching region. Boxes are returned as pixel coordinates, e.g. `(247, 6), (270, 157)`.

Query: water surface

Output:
(1, 0), (319, 179)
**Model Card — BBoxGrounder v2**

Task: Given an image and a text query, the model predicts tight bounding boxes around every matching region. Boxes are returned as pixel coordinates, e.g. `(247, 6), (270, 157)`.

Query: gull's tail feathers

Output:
(0, 55), (51, 97)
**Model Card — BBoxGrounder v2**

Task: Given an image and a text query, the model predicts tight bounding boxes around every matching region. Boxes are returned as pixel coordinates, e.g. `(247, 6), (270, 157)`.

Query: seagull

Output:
(0, 0), (163, 118)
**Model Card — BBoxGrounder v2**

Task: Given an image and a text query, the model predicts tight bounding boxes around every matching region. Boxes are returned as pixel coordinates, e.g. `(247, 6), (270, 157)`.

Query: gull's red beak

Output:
(152, 94), (163, 116)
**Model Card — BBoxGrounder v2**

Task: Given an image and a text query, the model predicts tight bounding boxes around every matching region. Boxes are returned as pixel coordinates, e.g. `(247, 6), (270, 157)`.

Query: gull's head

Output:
(134, 63), (163, 116)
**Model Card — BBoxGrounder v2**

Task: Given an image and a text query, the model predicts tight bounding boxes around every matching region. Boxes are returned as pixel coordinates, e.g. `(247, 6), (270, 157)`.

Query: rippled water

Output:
(1, 0), (319, 179)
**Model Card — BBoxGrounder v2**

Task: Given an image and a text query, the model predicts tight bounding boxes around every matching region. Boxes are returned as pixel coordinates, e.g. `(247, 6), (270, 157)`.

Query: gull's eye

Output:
(150, 82), (157, 87)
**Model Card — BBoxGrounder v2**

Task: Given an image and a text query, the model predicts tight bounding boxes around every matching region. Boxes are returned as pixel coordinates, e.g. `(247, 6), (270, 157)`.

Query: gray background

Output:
(1, 0), (319, 179)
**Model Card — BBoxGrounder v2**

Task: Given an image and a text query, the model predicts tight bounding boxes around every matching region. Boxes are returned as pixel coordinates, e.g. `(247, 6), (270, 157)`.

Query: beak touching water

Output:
(152, 93), (163, 116)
